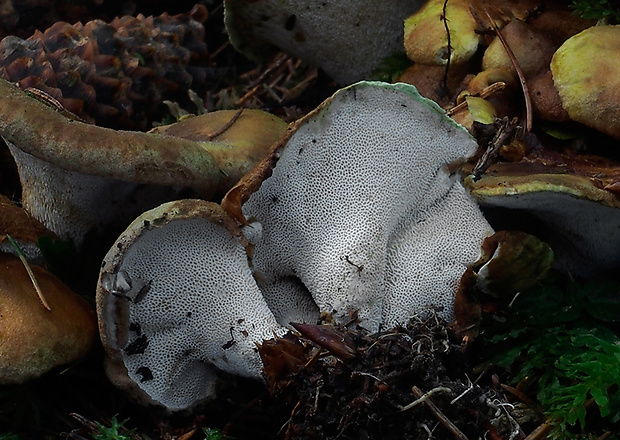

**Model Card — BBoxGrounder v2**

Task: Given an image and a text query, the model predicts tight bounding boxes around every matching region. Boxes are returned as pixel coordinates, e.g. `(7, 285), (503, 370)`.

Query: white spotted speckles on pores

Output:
(240, 81), (494, 332)
(96, 199), (294, 411)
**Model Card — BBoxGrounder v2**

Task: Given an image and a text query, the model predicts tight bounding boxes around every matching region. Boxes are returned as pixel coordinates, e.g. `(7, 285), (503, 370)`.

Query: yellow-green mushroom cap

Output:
(404, 0), (480, 65)
(551, 25), (620, 140)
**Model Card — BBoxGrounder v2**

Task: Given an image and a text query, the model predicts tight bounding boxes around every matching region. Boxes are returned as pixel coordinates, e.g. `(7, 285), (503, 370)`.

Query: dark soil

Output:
(251, 314), (529, 440)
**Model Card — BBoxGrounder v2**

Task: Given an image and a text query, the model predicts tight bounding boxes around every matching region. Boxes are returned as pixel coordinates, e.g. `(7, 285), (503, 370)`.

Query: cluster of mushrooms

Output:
(1, 0), (619, 414)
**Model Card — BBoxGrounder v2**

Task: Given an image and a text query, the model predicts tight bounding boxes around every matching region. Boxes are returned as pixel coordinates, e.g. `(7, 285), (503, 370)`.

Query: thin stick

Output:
(441, 0), (452, 91)
(207, 108), (244, 140)
(6, 234), (51, 311)
(410, 386), (470, 440)
(472, 117), (517, 180)
(400, 386), (452, 412)
(484, 10), (532, 133)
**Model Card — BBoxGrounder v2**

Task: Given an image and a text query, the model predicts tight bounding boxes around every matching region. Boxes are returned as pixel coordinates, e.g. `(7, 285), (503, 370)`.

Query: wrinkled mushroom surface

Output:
(97, 199), (301, 410)
(224, 0), (423, 84)
(0, 252), (97, 384)
(233, 81), (493, 331)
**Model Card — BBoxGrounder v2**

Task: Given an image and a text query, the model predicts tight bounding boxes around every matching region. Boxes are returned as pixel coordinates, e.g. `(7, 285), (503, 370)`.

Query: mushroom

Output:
(464, 160), (620, 277)
(96, 199), (315, 410)
(550, 25), (620, 140)
(404, 0), (481, 66)
(0, 252), (97, 384)
(0, 79), (287, 247)
(226, 81), (494, 331)
(97, 81), (494, 410)
(0, 193), (54, 262)
(481, 19), (556, 79)
(224, 0), (424, 84)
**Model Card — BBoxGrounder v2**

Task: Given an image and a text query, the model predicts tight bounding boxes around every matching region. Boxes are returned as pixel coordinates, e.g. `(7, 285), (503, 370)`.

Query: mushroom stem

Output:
(0, 79), (220, 197)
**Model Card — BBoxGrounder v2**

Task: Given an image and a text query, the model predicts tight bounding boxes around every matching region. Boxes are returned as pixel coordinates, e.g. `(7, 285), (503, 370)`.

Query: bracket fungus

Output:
(0, 252), (97, 384)
(0, 79), (287, 247)
(97, 81), (493, 410)
(224, 0), (424, 84)
(226, 81), (494, 332)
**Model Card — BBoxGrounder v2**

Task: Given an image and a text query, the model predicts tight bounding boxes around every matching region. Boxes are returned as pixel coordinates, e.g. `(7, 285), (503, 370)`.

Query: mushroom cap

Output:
(0, 252), (97, 384)
(550, 25), (620, 139)
(234, 81), (493, 331)
(224, 0), (424, 84)
(149, 110), (288, 197)
(481, 19), (556, 79)
(464, 163), (620, 277)
(0, 193), (54, 262)
(404, 0), (480, 65)
(0, 79), (286, 246)
(97, 199), (296, 410)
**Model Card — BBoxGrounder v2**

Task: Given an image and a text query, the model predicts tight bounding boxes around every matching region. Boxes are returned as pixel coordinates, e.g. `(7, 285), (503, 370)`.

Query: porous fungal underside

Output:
(243, 81), (493, 331)
(100, 209), (284, 410)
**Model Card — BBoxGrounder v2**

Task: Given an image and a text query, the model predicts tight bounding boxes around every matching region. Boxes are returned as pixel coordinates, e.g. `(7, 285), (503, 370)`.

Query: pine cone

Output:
(0, 4), (208, 130)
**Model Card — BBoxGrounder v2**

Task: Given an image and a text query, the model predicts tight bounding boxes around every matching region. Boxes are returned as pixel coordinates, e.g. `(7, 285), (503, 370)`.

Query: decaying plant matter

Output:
(258, 316), (526, 439)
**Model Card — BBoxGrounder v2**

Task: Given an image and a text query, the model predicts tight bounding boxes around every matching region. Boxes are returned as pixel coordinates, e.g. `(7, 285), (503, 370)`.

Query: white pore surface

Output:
(478, 191), (620, 277)
(383, 182), (493, 327)
(7, 142), (181, 248)
(225, 0), (423, 84)
(116, 218), (284, 410)
(243, 82), (493, 331)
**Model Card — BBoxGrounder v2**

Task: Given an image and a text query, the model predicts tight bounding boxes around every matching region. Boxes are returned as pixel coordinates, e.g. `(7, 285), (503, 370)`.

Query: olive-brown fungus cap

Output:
(224, 0), (424, 84)
(0, 252), (97, 384)
(97, 199), (303, 410)
(551, 25), (620, 140)
(149, 110), (288, 198)
(464, 162), (620, 277)
(404, 0), (480, 66)
(0, 79), (285, 246)
(231, 81), (494, 332)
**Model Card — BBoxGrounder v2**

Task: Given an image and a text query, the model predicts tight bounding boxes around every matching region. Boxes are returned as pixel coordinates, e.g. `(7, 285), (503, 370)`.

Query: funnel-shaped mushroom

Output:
(0, 252), (97, 384)
(0, 79), (287, 247)
(98, 81), (494, 411)
(224, 0), (424, 84)
(227, 81), (494, 331)
(96, 199), (314, 410)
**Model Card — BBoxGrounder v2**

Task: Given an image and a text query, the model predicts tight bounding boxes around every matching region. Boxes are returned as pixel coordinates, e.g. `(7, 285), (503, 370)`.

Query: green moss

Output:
(570, 0), (620, 23)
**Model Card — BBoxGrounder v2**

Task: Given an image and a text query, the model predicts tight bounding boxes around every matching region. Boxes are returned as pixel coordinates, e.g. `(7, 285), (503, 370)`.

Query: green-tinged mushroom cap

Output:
(0, 79), (286, 247)
(464, 161), (620, 277)
(551, 25), (620, 140)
